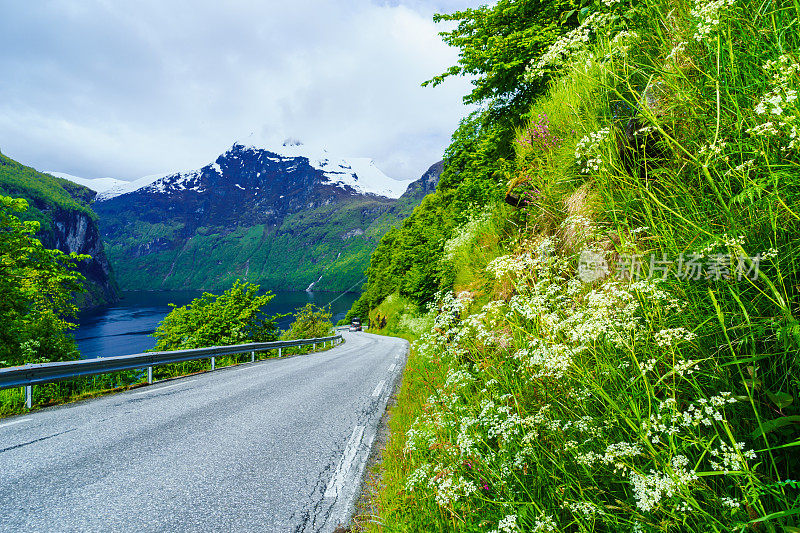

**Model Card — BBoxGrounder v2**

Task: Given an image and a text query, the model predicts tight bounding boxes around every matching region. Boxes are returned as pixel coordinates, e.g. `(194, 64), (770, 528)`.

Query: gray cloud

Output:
(0, 0), (486, 181)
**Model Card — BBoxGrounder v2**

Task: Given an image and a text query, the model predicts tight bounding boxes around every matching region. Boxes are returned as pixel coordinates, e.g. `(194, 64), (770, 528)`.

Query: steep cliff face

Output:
(46, 207), (119, 308)
(0, 151), (119, 308)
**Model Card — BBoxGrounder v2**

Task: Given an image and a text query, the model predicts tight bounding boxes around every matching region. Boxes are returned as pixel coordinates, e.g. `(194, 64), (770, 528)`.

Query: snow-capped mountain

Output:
(86, 141), (438, 293)
(245, 140), (411, 198)
(54, 141), (412, 201)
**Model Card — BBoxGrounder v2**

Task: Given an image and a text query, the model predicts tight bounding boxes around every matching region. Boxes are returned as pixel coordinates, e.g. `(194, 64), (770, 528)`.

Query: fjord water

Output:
(73, 290), (358, 359)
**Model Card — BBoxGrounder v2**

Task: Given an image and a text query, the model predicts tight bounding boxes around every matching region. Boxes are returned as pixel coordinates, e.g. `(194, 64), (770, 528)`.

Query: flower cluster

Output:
(747, 53), (800, 151)
(517, 113), (562, 152)
(561, 500), (603, 517)
(577, 441), (643, 471)
(666, 41), (688, 61)
(514, 339), (583, 379)
(526, 12), (614, 78)
(490, 514), (519, 533)
(698, 139), (728, 161)
(609, 30), (639, 56)
(575, 127), (611, 173)
(654, 327), (697, 347)
(709, 441), (757, 474)
(644, 394), (737, 444)
(629, 455), (698, 512)
(690, 0), (736, 40)
(723, 158), (755, 177)
(487, 253), (536, 279)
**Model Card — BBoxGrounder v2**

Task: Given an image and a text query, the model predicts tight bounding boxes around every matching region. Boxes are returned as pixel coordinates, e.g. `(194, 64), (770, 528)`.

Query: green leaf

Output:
(742, 378), (761, 390)
(766, 391), (794, 409)
(753, 416), (800, 439)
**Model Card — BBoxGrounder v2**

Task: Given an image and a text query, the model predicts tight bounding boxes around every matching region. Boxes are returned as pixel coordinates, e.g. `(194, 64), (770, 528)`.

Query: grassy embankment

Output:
(356, 0), (800, 530)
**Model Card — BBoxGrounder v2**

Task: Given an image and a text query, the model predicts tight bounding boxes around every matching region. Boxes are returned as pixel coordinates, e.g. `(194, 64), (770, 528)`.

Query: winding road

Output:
(0, 332), (408, 532)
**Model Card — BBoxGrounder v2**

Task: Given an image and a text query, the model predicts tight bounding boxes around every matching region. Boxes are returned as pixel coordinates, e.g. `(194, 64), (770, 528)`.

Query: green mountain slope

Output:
(103, 197), (398, 292)
(0, 151), (119, 307)
(92, 146), (442, 293)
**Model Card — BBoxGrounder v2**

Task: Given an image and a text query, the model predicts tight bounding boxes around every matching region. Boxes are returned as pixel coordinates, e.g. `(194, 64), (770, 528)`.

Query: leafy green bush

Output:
(282, 303), (333, 341)
(152, 280), (282, 351)
(0, 196), (87, 367)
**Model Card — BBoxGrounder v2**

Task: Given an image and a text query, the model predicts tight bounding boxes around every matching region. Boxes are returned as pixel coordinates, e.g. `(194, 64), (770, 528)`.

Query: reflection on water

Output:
(73, 290), (358, 359)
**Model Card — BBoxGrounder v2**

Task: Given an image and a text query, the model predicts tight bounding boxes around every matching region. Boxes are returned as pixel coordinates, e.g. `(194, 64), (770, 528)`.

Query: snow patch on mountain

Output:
(96, 174), (166, 200)
(46, 172), (127, 194)
(238, 138), (412, 198)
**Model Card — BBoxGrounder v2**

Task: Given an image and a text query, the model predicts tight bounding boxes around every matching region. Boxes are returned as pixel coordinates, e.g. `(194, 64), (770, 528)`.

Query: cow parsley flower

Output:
(709, 441), (756, 473)
(575, 127), (611, 173)
(654, 327), (697, 347)
(691, 0), (736, 40)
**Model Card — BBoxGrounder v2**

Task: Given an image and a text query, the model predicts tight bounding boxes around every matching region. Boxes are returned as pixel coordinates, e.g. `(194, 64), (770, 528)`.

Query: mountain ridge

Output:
(54, 141), (414, 202)
(90, 143), (441, 293)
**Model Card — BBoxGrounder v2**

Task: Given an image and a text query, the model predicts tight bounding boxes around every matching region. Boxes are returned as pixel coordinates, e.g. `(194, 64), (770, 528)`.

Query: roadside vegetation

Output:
(0, 196), (87, 369)
(352, 0), (800, 530)
(0, 275), (336, 417)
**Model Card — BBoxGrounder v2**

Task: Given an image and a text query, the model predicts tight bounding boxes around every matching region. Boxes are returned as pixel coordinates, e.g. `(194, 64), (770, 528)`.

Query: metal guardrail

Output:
(0, 334), (342, 408)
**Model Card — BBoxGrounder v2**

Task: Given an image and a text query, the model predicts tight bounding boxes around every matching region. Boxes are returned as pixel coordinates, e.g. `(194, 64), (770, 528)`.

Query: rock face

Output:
(0, 151), (119, 308)
(402, 160), (443, 201)
(86, 143), (436, 293)
(42, 206), (119, 308)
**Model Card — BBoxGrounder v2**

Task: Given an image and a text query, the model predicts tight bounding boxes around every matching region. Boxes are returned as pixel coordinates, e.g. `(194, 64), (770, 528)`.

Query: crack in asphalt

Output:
(0, 428), (78, 454)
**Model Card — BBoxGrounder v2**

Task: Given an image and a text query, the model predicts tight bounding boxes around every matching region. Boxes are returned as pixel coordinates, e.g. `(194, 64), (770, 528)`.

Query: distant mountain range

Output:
(54, 141), (441, 293)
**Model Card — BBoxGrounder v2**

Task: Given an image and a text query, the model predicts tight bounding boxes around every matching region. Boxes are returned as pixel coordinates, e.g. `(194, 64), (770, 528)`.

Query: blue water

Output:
(73, 290), (358, 359)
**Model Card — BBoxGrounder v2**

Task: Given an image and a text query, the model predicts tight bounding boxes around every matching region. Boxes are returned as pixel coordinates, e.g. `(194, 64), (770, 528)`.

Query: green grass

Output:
(358, 0), (800, 530)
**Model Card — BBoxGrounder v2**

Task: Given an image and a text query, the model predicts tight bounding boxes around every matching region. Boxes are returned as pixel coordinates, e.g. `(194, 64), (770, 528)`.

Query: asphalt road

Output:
(0, 331), (408, 533)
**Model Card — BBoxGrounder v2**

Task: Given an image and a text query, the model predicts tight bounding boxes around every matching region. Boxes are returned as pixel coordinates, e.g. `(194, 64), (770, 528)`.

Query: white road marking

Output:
(324, 425), (365, 498)
(133, 380), (197, 395)
(0, 417), (31, 429)
(388, 363), (396, 372)
(230, 365), (259, 373)
(371, 380), (386, 398)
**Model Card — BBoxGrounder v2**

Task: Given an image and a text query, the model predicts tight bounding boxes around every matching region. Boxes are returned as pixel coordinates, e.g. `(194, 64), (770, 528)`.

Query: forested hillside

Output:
(0, 152), (119, 307)
(353, 0), (800, 531)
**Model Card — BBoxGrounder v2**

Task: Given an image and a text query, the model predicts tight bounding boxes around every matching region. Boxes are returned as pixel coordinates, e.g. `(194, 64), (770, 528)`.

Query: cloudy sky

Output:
(0, 0), (486, 183)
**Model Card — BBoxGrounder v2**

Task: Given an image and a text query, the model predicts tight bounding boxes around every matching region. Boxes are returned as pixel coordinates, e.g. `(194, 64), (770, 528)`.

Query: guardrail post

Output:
(147, 366), (153, 384)
(251, 351), (255, 363)
(211, 357), (215, 370)
(25, 385), (32, 409)
(278, 348), (282, 357)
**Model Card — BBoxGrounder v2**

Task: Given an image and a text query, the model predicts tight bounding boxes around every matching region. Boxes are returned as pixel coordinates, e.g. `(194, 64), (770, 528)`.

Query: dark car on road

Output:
(349, 318), (362, 332)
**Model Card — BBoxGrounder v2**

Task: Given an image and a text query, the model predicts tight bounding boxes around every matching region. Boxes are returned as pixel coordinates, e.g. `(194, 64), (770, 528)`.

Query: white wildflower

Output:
(709, 441), (756, 473)
(691, 0), (736, 40)
(575, 127), (611, 174)
(654, 327), (698, 347)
